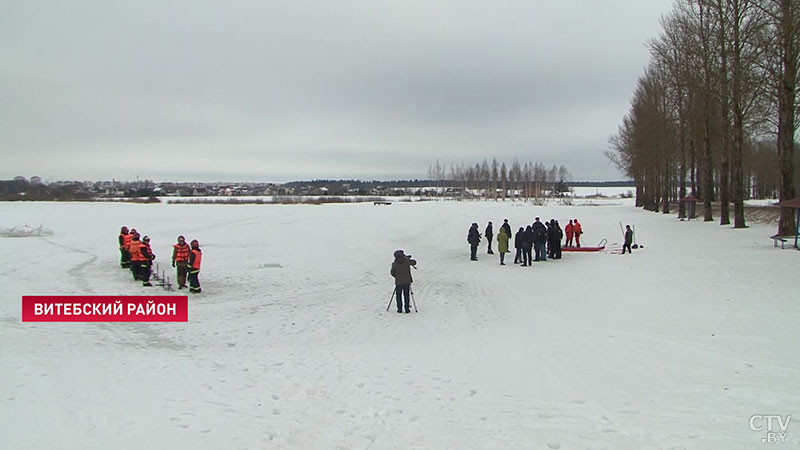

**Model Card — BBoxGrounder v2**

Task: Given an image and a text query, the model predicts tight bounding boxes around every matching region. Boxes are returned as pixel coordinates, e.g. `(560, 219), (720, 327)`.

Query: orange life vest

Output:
(121, 233), (133, 250)
(190, 249), (202, 270)
(130, 241), (145, 261)
(173, 243), (190, 262)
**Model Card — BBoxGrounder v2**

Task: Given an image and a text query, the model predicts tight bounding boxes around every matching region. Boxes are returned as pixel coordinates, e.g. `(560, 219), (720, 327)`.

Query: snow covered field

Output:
(1, 199), (798, 450)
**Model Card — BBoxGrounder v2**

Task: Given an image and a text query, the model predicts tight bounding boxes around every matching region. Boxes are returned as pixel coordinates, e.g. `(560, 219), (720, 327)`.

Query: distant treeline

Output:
(283, 179), (635, 189)
(606, 0), (800, 234)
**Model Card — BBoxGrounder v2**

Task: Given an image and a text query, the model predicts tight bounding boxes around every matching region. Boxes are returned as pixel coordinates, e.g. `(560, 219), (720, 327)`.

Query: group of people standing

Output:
(118, 227), (203, 293)
(468, 218), (584, 266)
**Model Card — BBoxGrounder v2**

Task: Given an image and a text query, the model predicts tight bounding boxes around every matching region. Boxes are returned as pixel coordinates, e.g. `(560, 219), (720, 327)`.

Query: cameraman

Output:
(390, 250), (417, 313)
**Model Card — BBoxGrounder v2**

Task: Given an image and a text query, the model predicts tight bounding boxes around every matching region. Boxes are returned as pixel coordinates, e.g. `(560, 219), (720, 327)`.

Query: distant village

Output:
(0, 176), (633, 201)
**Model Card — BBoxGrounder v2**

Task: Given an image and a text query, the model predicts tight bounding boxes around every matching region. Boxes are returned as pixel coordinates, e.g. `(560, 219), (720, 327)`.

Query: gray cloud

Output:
(1, 0), (674, 182)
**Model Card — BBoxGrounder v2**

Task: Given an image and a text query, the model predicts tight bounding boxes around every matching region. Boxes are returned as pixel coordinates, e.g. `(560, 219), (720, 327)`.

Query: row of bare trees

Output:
(606, 0), (799, 234)
(427, 159), (571, 200)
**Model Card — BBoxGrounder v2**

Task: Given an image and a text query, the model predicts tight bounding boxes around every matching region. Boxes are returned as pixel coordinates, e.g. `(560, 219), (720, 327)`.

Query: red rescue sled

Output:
(562, 239), (606, 252)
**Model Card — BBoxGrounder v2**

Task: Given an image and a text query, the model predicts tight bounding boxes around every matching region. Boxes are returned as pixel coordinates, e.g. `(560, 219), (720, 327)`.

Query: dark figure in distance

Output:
(622, 225), (633, 254)
(467, 223), (481, 261)
(501, 219), (512, 244)
(532, 217), (547, 262)
(521, 225), (534, 266)
(485, 222), (494, 254)
(514, 227), (524, 264)
(390, 250), (417, 313)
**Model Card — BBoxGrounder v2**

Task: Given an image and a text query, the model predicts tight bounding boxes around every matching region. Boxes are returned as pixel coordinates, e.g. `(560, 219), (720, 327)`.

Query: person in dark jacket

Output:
(521, 226), (534, 266)
(553, 220), (563, 259)
(390, 250), (417, 313)
(532, 217), (547, 262)
(501, 219), (512, 243)
(622, 225), (633, 254)
(514, 227), (524, 264)
(467, 223), (481, 261)
(485, 222), (494, 254)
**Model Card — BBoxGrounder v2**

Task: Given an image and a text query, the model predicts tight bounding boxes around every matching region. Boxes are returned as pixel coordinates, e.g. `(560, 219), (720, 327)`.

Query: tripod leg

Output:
(386, 288), (396, 312)
(410, 288), (418, 312)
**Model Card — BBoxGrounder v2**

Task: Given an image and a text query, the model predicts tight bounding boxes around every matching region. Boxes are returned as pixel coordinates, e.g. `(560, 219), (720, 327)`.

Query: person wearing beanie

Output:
(390, 250), (417, 313)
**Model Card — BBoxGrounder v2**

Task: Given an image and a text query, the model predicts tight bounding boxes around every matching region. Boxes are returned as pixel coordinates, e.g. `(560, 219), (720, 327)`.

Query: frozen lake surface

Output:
(1, 199), (798, 449)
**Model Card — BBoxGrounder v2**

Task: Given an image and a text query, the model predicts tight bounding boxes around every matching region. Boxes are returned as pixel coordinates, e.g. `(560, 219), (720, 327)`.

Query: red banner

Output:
(22, 296), (188, 322)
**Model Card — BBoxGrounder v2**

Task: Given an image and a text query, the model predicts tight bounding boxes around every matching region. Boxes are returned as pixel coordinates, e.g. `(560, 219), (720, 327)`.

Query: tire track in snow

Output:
(41, 238), (99, 294)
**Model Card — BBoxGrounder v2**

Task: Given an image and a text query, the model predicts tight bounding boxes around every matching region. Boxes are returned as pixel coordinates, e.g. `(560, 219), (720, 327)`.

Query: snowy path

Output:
(1, 200), (799, 449)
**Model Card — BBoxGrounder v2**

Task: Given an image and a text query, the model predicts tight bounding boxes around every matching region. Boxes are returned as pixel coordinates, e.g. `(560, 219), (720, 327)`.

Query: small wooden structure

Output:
(774, 197), (800, 249)
(678, 195), (702, 220)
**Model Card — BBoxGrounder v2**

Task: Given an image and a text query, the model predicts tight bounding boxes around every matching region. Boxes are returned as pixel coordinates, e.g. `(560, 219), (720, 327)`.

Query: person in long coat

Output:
(497, 226), (510, 265)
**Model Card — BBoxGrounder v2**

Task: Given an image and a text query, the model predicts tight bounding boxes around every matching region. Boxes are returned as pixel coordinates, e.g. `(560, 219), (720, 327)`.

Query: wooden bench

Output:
(770, 234), (795, 249)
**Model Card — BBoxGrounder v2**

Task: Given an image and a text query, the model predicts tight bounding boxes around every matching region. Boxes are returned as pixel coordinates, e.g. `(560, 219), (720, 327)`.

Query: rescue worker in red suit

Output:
(573, 219), (583, 248)
(119, 226), (132, 268)
(172, 235), (191, 289)
(564, 220), (574, 247)
(188, 239), (202, 294)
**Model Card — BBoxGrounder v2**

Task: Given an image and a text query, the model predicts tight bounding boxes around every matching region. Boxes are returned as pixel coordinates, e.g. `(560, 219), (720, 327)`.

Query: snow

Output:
(1, 199), (798, 449)
(569, 186), (635, 198)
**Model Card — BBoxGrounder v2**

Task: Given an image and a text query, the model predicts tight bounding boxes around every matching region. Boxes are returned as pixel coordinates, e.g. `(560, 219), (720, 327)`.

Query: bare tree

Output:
(500, 162), (508, 200)
(758, 0), (800, 235)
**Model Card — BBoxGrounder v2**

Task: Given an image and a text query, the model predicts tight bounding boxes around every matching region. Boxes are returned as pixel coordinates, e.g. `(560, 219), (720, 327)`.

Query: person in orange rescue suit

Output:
(572, 219), (583, 248)
(119, 226), (132, 268)
(138, 235), (155, 287)
(188, 239), (202, 294)
(172, 235), (191, 289)
(129, 232), (144, 281)
(564, 220), (574, 247)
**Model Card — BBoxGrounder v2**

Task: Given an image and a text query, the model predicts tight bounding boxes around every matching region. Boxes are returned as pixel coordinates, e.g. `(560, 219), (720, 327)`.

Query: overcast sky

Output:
(1, 0), (675, 183)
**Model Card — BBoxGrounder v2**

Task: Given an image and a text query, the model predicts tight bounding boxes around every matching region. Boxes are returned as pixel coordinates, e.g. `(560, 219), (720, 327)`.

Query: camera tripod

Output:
(385, 286), (418, 313)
